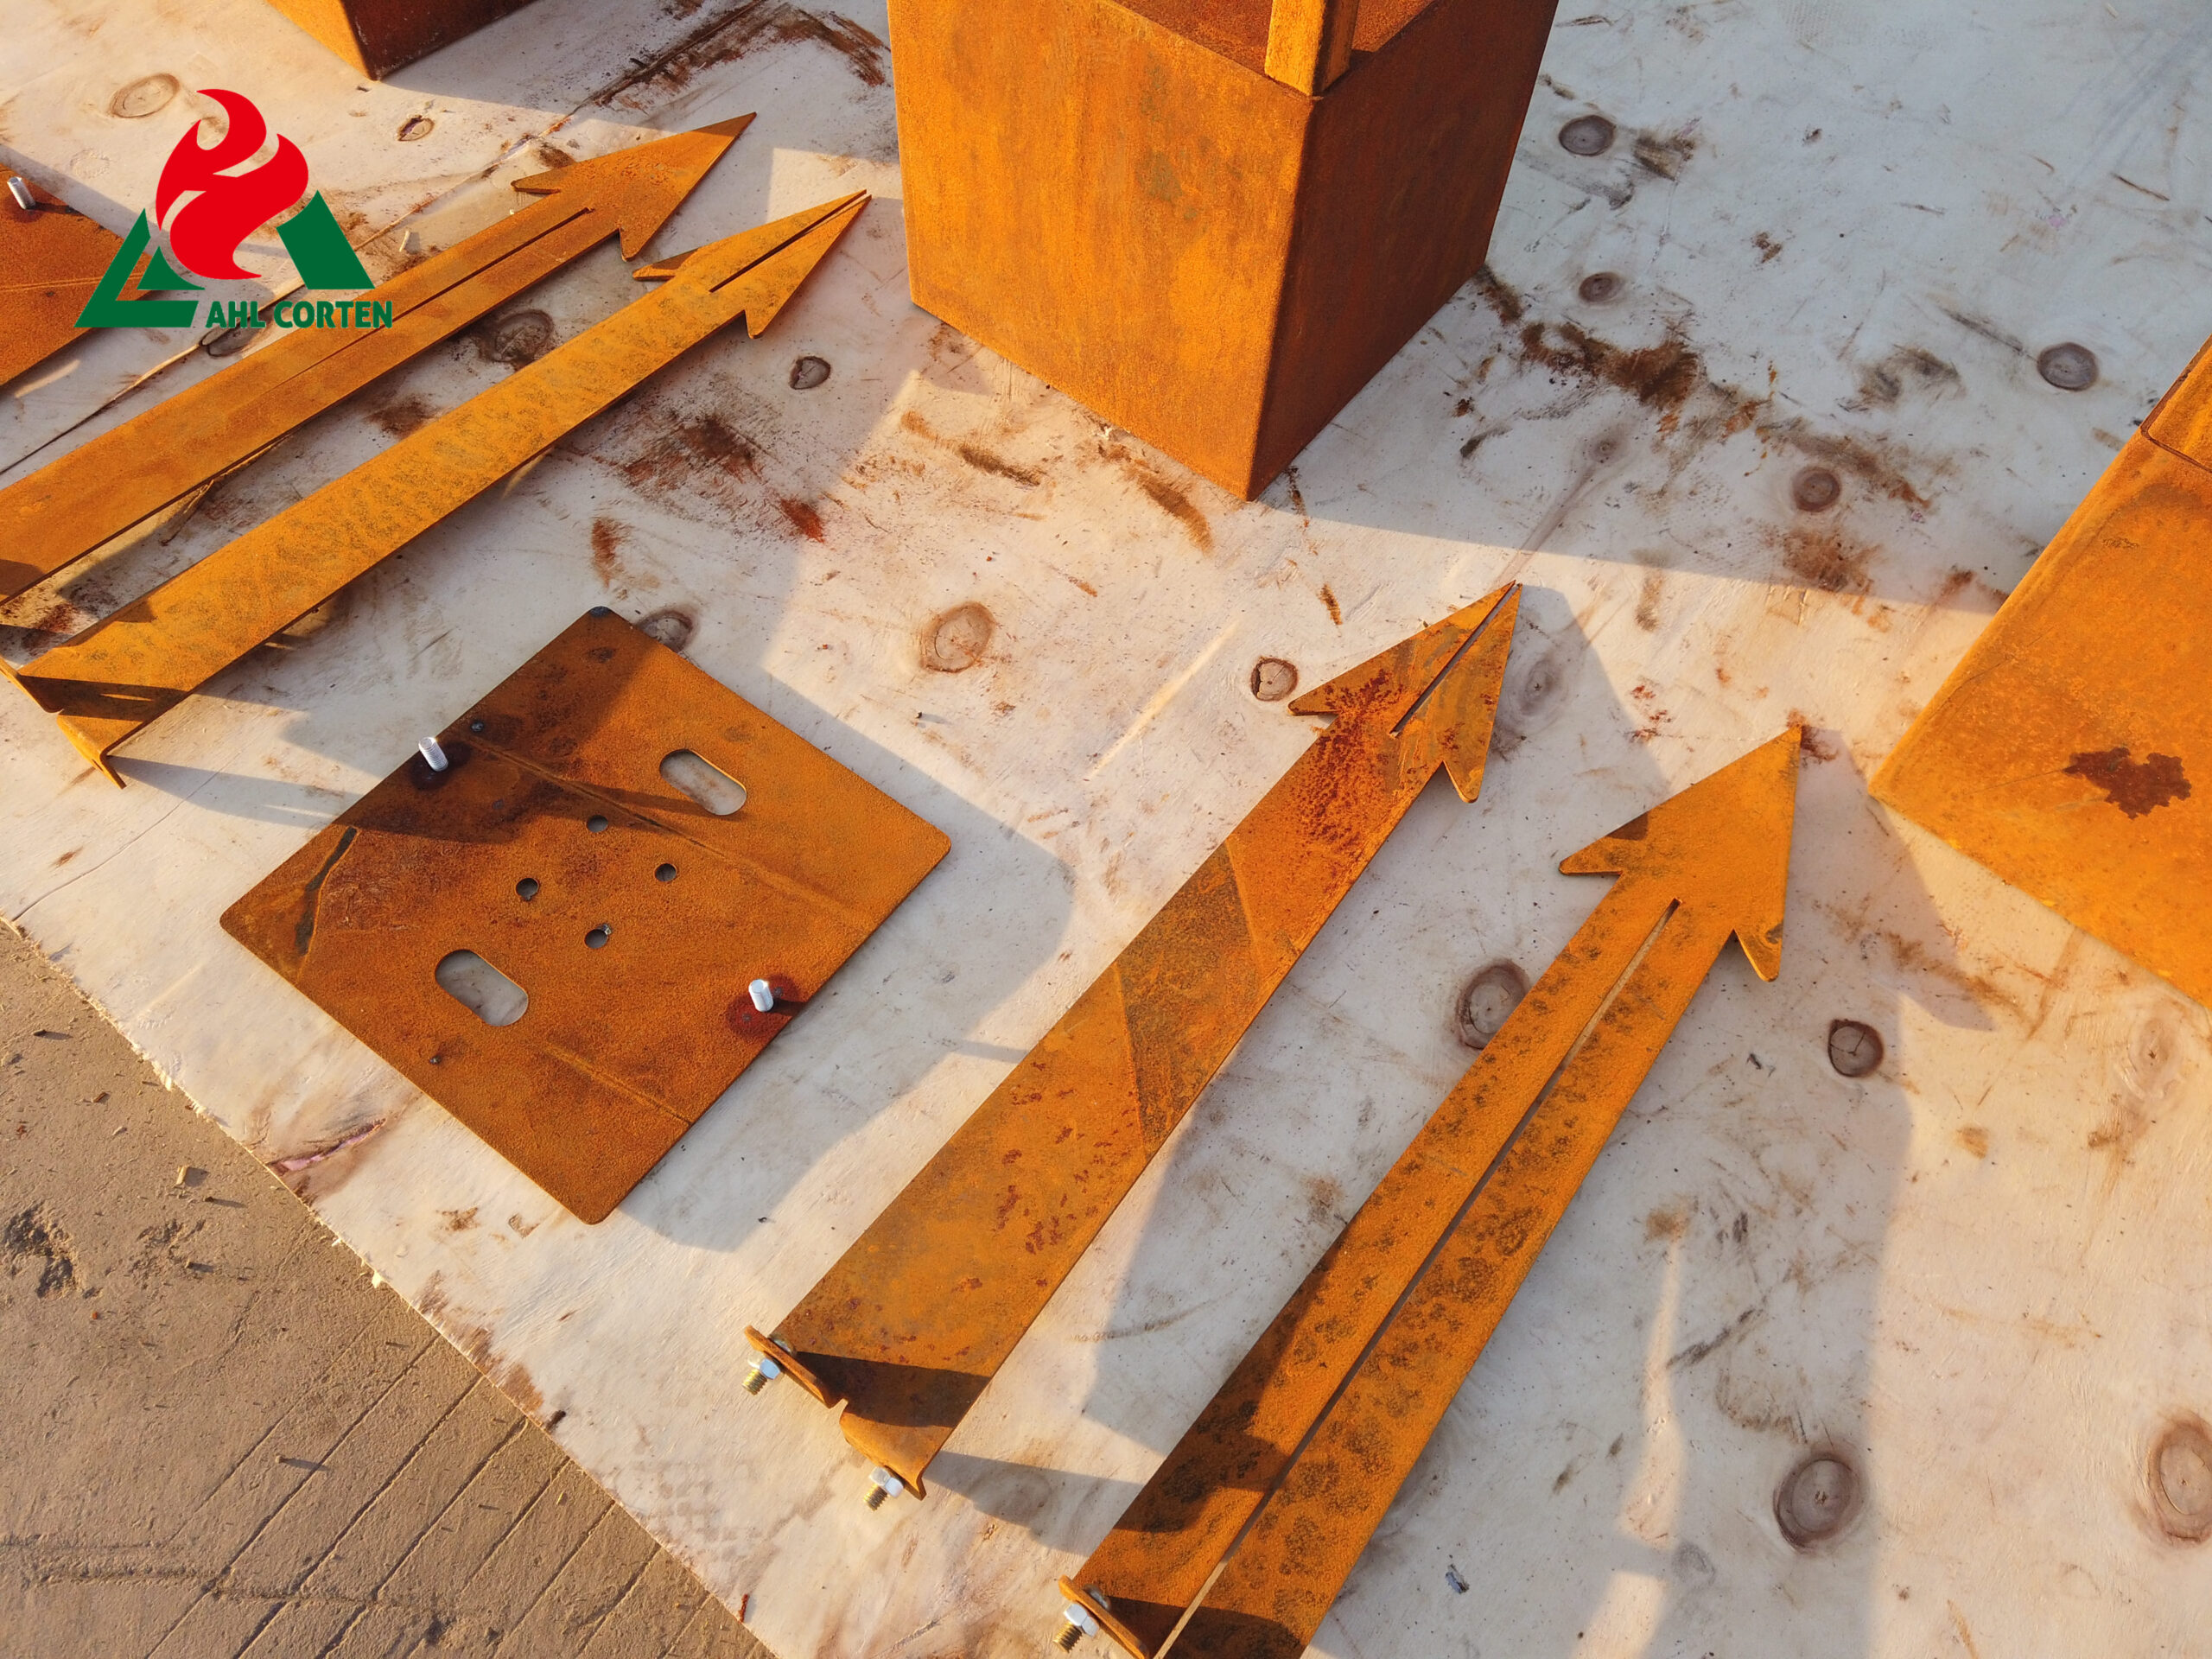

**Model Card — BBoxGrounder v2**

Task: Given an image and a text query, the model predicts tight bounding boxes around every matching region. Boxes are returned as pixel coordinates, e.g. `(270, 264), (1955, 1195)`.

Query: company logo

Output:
(78, 89), (389, 334)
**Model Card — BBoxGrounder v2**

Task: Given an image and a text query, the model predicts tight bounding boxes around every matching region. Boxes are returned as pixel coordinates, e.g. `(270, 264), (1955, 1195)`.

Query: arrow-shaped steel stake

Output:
(744, 587), (1523, 1503)
(1058, 728), (1801, 1659)
(0, 115), (753, 601)
(3, 192), (867, 782)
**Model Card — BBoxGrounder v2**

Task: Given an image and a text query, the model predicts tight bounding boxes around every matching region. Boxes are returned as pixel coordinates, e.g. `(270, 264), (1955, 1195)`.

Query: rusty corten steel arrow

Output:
(1056, 728), (1800, 1658)
(0, 179), (124, 390)
(744, 585), (1522, 1499)
(0, 115), (753, 602)
(1, 191), (867, 783)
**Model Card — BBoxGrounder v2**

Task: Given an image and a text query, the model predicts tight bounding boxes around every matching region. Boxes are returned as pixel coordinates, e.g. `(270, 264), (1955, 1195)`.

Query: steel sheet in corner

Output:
(1872, 337), (2212, 1009)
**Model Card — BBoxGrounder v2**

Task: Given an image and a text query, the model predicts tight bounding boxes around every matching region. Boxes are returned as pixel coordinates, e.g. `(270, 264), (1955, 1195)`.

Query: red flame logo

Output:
(154, 89), (308, 280)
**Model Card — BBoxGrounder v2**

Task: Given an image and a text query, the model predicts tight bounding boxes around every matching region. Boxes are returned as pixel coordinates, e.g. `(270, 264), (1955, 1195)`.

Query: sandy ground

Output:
(0, 921), (772, 1659)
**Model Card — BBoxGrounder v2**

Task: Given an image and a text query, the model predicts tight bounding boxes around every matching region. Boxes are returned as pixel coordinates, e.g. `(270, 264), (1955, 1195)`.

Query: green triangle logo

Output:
(75, 212), (203, 328)
(138, 245), (200, 292)
(276, 193), (372, 289)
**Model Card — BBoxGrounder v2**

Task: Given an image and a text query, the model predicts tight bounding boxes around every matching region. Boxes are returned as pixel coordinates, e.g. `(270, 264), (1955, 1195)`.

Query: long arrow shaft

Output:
(0, 192), (607, 599)
(7, 195), (862, 779)
(0, 118), (752, 602)
(1067, 870), (1681, 1655)
(1164, 900), (1732, 1659)
(763, 592), (1518, 1496)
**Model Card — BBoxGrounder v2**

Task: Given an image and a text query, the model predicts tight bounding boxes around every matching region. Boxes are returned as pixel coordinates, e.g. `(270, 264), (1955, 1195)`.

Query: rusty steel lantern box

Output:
(888, 0), (1560, 499)
(260, 0), (541, 78)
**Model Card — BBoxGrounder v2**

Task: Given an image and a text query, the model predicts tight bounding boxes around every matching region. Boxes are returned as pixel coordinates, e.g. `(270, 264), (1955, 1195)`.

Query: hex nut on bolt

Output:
(741, 1351), (782, 1395)
(1055, 1601), (1101, 1649)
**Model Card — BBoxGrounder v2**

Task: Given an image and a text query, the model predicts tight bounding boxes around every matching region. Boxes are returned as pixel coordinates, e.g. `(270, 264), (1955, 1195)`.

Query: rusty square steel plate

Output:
(1873, 339), (2212, 1009)
(222, 609), (950, 1221)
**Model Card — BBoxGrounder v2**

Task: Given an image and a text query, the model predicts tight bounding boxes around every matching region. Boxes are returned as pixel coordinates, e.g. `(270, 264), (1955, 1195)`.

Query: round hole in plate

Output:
(1791, 467), (1842, 512)
(656, 863), (677, 883)
(1827, 1019), (1883, 1077)
(587, 815), (610, 834)
(397, 114), (435, 142)
(1455, 960), (1531, 1050)
(1776, 1451), (1860, 1548)
(109, 73), (181, 119)
(516, 877), (541, 902)
(1578, 270), (1624, 304)
(2037, 341), (2099, 391)
(585, 924), (612, 950)
(1559, 114), (1617, 156)
(1249, 657), (1300, 702)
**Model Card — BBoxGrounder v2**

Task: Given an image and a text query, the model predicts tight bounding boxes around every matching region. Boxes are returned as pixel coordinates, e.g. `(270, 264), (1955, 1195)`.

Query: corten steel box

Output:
(888, 0), (1560, 499)
(261, 0), (539, 78)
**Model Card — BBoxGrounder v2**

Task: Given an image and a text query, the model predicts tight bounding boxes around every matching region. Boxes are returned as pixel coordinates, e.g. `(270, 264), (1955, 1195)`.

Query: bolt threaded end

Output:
(1055, 1622), (1083, 1650)
(742, 1367), (769, 1395)
(865, 1483), (890, 1510)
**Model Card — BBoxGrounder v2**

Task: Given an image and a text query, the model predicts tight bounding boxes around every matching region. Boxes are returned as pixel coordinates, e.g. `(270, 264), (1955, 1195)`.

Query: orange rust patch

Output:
(589, 518), (628, 583)
(1777, 524), (1877, 595)
(779, 498), (828, 541)
(369, 393), (436, 439)
(1521, 321), (1704, 418)
(619, 412), (759, 495)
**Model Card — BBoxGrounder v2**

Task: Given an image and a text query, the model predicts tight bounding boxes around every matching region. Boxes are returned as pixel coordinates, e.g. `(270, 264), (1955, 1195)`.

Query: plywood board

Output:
(2, 3), (2209, 1656)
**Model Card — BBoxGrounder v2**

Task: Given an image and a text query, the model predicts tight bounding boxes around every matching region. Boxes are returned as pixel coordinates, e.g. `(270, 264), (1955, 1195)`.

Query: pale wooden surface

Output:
(2, 3), (2209, 1656)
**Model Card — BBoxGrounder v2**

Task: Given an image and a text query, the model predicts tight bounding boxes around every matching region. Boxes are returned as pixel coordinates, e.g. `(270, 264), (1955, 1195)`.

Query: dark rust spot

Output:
(1559, 114), (1616, 156)
(1780, 525), (1875, 595)
(475, 308), (554, 367)
(779, 498), (827, 541)
(1757, 421), (1932, 508)
(2065, 748), (2191, 818)
(1632, 127), (1698, 180)
(956, 443), (1041, 487)
(1319, 584), (1342, 626)
(1827, 1019), (1883, 1077)
(370, 393), (437, 439)
(1791, 467), (1841, 512)
(1126, 466), (1211, 550)
(922, 602), (995, 673)
(1249, 658), (1299, 702)
(1471, 264), (1525, 325)
(1521, 321), (1704, 417)
(620, 411), (758, 493)
(589, 518), (628, 584)
(1852, 346), (1960, 410)
(1753, 232), (1783, 263)
(1788, 714), (1840, 763)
